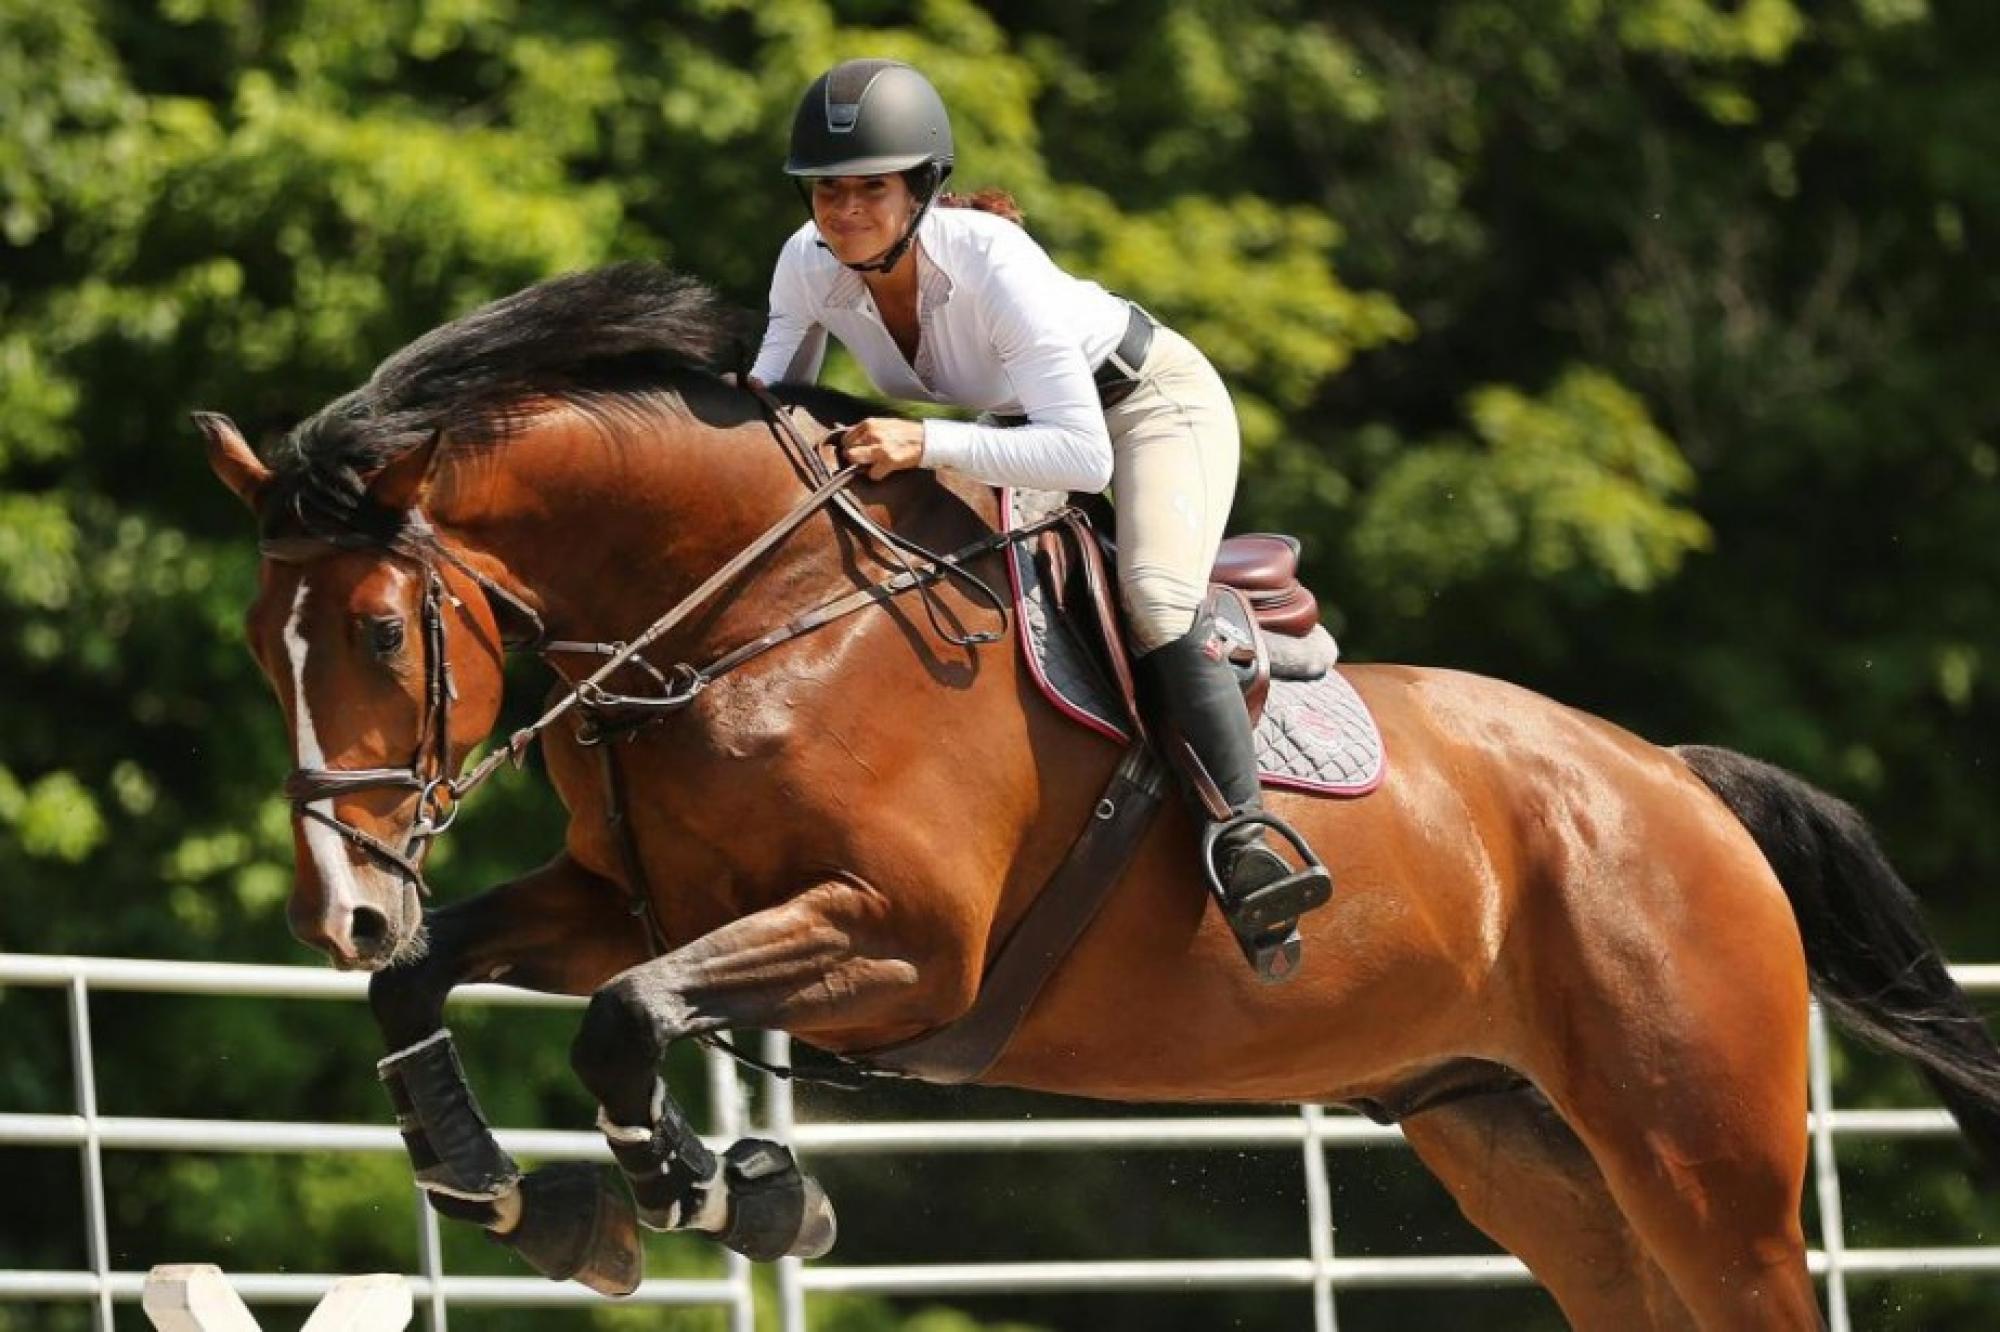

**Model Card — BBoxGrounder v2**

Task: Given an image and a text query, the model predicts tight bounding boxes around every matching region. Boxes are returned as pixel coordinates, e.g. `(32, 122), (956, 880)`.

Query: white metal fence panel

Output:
(4, 953), (1999, 1330)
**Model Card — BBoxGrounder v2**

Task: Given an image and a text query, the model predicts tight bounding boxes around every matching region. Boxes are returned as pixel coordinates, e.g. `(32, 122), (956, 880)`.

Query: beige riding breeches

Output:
(1104, 324), (1241, 654)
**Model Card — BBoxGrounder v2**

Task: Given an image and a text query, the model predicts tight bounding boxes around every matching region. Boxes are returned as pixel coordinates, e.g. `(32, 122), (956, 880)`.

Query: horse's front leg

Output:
(568, 877), (934, 1264)
(368, 853), (653, 1294)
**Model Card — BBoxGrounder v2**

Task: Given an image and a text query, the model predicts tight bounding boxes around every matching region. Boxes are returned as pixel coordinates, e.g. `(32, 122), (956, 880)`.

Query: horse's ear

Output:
(367, 432), (444, 512)
(194, 412), (271, 510)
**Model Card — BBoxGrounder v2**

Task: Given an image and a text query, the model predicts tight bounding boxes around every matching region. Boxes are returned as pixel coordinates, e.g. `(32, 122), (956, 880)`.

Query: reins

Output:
(452, 455), (876, 786)
(264, 385), (1073, 943)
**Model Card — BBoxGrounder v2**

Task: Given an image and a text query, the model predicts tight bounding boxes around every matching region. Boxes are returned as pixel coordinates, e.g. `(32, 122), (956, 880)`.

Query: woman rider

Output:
(752, 59), (1330, 974)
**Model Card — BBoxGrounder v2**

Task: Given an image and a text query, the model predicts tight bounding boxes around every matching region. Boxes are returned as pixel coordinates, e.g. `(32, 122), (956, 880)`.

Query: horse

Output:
(201, 264), (2000, 1329)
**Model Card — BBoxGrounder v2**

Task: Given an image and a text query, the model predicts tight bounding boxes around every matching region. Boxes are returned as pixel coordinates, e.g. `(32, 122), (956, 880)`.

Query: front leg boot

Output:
(717, 1139), (838, 1262)
(597, 1081), (722, 1232)
(379, 1030), (519, 1199)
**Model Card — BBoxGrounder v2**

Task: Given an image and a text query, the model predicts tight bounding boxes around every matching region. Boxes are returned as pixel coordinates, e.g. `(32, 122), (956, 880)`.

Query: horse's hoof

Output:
(791, 1172), (838, 1260)
(717, 1138), (838, 1262)
(493, 1163), (644, 1297)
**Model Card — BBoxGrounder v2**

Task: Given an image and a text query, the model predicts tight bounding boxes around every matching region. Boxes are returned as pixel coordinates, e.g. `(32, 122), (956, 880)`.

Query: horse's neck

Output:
(430, 397), (996, 657)
(426, 403), (792, 640)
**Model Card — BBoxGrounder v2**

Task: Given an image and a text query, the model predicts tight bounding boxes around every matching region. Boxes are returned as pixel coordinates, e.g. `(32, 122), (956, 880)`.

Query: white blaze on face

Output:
(283, 578), (365, 917)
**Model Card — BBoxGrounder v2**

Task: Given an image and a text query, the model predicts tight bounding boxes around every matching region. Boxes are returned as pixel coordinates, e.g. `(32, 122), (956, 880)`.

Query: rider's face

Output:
(810, 175), (915, 266)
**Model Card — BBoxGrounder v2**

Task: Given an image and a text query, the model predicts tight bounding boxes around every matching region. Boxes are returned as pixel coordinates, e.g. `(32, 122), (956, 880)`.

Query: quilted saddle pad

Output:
(1002, 489), (1385, 798)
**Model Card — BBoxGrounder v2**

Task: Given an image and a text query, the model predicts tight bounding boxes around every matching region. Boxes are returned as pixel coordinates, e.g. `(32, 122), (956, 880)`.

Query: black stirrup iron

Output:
(1201, 810), (1333, 982)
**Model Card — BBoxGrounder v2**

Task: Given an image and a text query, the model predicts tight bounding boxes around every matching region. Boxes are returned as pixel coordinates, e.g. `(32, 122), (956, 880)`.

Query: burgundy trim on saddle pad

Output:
(1271, 769), (1385, 798)
(1000, 489), (1386, 798)
(1008, 488), (1136, 740)
(1001, 504), (1130, 745)
(1255, 670), (1388, 798)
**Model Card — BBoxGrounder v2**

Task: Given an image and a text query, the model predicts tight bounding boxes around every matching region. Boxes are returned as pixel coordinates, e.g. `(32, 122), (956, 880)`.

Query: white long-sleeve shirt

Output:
(750, 207), (1130, 493)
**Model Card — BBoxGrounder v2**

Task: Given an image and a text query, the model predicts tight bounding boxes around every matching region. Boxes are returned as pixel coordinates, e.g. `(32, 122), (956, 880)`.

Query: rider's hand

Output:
(721, 371), (766, 392)
(842, 418), (926, 480)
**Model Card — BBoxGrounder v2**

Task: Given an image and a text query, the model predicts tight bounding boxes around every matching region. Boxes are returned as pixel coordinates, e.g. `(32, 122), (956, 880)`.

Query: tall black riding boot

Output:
(1135, 620), (1333, 957)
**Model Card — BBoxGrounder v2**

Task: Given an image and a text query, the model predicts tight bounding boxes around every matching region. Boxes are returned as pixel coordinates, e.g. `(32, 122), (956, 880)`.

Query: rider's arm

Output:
(750, 235), (830, 386)
(919, 244), (1115, 494)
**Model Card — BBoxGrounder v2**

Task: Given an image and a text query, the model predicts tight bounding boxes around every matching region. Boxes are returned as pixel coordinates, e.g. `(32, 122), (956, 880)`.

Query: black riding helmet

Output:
(786, 59), (955, 274)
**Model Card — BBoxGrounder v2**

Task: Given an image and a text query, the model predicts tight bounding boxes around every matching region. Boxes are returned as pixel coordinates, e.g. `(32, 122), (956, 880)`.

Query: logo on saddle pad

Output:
(1290, 707), (1350, 746)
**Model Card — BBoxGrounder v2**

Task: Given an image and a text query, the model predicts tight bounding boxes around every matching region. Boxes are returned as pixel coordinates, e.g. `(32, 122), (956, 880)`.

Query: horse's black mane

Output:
(260, 262), (775, 542)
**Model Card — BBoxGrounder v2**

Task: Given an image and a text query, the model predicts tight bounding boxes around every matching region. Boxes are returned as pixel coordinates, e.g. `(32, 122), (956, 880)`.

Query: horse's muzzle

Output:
(289, 866), (423, 971)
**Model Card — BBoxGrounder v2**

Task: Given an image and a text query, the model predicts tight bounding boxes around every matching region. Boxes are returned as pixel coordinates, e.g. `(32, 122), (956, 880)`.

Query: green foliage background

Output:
(3, 0), (1997, 1327)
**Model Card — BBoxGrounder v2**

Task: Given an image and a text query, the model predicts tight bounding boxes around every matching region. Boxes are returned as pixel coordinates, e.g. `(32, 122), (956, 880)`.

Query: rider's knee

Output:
(1119, 567), (1202, 655)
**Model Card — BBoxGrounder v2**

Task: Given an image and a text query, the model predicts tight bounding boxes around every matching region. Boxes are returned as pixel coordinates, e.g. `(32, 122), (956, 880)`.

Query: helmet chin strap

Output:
(806, 166), (946, 276)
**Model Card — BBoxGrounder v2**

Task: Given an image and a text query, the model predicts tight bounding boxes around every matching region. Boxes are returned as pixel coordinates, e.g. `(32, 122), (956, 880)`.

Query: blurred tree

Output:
(2, 0), (1995, 1328)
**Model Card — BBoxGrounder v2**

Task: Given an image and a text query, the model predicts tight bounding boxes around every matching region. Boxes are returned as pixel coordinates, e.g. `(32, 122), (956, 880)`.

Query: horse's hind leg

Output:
(1401, 1087), (1695, 1330)
(1550, 1017), (1822, 1330)
(1541, 849), (1823, 1329)
(368, 853), (653, 1293)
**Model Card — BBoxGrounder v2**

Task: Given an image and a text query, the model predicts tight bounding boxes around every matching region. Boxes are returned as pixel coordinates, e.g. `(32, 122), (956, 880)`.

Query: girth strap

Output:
(859, 743), (1171, 1083)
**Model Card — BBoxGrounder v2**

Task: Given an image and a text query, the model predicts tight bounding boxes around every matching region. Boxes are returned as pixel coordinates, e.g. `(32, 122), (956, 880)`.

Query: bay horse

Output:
(203, 264), (2000, 1330)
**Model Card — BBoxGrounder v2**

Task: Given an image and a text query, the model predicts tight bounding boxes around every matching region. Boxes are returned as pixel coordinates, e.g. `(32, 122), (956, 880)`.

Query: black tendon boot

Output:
(1137, 619), (1333, 979)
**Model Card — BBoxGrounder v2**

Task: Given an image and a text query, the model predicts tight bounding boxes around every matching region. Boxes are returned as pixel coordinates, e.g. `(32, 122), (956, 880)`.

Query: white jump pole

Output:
(300, 1275), (414, 1332)
(143, 1265), (412, 1332)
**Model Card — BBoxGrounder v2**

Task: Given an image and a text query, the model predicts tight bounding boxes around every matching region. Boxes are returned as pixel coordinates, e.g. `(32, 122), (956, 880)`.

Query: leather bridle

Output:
(260, 522), (539, 893)
(259, 389), (1072, 900)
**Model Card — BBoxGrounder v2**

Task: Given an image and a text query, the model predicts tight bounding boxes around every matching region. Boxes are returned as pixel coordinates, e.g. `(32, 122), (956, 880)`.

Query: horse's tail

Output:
(1676, 743), (2000, 1169)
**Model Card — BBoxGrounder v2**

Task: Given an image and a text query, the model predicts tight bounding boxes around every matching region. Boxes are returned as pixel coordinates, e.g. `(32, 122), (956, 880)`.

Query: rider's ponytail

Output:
(933, 187), (1025, 227)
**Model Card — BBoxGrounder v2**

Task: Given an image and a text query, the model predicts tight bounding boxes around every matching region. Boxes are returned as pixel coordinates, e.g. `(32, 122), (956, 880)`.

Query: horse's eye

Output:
(368, 616), (407, 658)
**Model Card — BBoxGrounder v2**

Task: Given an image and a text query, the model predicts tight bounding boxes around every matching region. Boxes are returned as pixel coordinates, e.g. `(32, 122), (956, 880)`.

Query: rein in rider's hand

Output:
(839, 417), (926, 480)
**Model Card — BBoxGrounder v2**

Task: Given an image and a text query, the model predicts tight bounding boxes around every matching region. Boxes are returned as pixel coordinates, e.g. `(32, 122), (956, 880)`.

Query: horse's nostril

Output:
(352, 906), (391, 952)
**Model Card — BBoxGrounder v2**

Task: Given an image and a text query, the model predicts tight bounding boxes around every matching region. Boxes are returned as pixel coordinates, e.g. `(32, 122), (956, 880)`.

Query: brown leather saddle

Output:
(1032, 492), (1330, 738)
